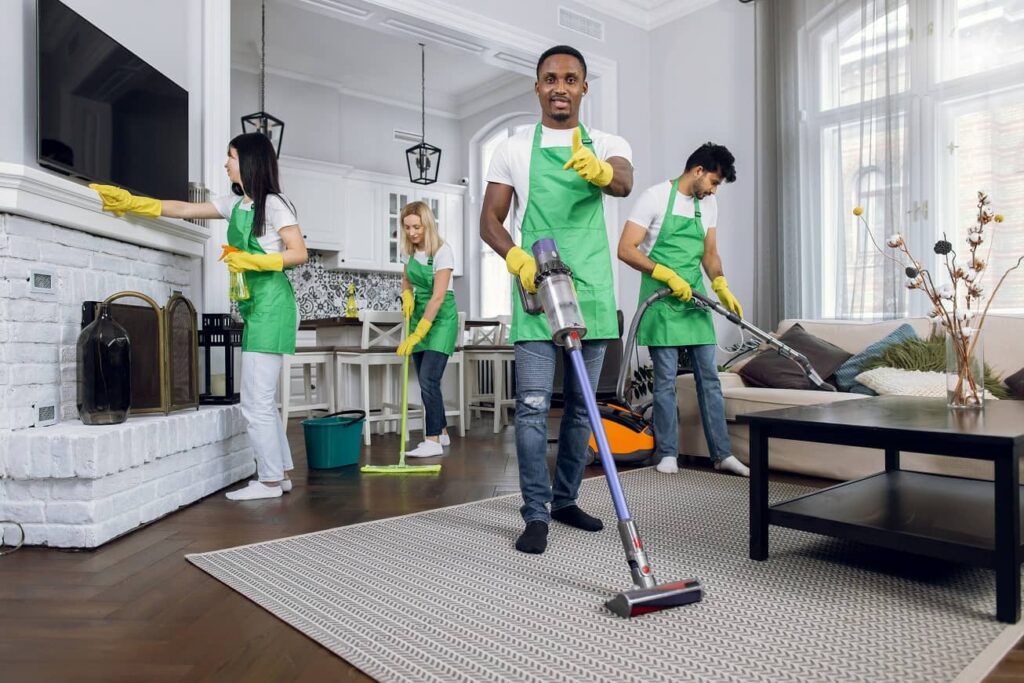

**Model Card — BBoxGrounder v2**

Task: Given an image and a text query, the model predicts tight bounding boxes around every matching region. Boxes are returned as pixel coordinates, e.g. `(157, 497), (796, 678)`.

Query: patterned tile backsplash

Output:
(287, 252), (402, 320)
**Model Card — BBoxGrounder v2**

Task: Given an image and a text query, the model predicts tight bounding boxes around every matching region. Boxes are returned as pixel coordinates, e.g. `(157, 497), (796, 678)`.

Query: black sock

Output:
(515, 521), (549, 554)
(551, 505), (603, 532)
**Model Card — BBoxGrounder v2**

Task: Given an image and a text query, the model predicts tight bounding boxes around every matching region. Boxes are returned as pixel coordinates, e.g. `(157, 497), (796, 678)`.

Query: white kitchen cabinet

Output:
(277, 157), (346, 251)
(280, 160), (466, 275)
(382, 185), (414, 273)
(336, 180), (381, 270)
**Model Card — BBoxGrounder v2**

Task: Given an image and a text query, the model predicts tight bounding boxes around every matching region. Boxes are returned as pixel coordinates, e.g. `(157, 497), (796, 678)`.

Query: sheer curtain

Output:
(757, 0), (1024, 323)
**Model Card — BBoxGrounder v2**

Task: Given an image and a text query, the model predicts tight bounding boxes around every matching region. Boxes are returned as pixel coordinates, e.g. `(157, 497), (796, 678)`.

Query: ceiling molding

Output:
(647, 0), (722, 29)
(565, 0), (722, 31)
(232, 61), (461, 119)
(279, 0), (374, 22)
(453, 73), (534, 119)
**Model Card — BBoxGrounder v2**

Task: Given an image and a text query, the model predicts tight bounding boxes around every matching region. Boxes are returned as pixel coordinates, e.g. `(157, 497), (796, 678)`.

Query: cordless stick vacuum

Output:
(519, 239), (703, 618)
(619, 288), (837, 394)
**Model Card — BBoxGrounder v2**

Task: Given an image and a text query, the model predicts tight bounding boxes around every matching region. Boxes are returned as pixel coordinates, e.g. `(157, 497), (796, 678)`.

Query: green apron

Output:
(636, 179), (716, 347)
(510, 123), (618, 343)
(406, 253), (458, 355)
(226, 198), (298, 354)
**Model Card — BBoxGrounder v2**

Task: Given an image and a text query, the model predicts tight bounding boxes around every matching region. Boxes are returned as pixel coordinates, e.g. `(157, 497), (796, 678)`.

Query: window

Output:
(804, 0), (1024, 319)
(473, 116), (533, 319)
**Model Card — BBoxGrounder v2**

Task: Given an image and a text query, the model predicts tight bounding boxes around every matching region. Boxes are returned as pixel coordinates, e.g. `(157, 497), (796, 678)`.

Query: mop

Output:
(520, 238), (703, 618)
(360, 315), (442, 474)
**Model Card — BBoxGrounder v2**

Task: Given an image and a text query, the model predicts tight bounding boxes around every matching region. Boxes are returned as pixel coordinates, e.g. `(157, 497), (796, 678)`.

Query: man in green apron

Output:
(480, 45), (634, 554)
(618, 143), (749, 478)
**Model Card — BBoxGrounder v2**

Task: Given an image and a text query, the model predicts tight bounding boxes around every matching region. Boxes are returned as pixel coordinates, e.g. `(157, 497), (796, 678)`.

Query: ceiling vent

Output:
(558, 7), (605, 41)
(393, 129), (423, 144)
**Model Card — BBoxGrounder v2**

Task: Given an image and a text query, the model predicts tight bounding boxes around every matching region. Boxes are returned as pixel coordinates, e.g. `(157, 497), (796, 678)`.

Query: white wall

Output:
(231, 69), (466, 184)
(650, 0), (757, 349)
(2, 0), (203, 180)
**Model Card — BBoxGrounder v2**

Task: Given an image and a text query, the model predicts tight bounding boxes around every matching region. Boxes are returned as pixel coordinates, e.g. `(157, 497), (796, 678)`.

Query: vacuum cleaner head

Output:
(605, 579), (703, 618)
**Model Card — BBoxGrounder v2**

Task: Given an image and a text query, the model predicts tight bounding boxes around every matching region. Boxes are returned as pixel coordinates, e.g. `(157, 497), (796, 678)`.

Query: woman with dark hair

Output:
(90, 132), (308, 500)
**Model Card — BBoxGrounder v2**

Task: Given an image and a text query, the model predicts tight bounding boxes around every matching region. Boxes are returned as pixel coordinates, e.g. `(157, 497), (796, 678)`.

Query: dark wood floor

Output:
(1, 415), (1021, 682)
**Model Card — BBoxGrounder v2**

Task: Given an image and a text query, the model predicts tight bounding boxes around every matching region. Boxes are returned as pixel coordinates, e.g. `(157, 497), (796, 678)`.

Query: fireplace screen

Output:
(82, 291), (199, 415)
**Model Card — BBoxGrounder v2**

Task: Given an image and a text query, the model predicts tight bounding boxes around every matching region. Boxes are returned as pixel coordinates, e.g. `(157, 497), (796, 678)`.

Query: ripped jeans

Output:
(514, 340), (607, 524)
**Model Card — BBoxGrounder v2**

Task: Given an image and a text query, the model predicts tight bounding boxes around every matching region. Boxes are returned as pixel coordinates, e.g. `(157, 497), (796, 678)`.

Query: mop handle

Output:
(397, 316), (411, 466)
(566, 333), (632, 521)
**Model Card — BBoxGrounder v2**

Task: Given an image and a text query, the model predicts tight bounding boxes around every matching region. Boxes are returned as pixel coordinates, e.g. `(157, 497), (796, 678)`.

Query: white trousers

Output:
(240, 351), (293, 481)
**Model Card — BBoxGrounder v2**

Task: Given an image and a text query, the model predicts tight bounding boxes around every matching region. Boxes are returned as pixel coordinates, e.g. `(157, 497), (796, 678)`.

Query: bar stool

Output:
(464, 316), (515, 433)
(279, 346), (336, 422)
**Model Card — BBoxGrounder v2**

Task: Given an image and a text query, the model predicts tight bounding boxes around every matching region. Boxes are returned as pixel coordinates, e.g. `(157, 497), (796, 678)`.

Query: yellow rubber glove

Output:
(89, 184), (162, 217)
(712, 275), (744, 318)
(223, 251), (284, 274)
(505, 246), (538, 294)
(651, 263), (692, 301)
(397, 319), (432, 356)
(401, 289), (415, 320)
(561, 128), (614, 187)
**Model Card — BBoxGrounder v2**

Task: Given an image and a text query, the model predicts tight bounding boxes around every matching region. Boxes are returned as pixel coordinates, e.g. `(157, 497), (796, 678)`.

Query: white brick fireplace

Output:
(1, 163), (254, 548)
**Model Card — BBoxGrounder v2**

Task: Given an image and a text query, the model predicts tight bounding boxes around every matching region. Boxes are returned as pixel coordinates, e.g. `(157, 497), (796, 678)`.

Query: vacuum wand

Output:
(636, 287), (835, 392)
(520, 239), (703, 617)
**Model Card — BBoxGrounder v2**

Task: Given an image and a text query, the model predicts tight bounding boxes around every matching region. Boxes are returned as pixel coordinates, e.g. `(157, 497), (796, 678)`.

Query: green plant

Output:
(860, 334), (1010, 399)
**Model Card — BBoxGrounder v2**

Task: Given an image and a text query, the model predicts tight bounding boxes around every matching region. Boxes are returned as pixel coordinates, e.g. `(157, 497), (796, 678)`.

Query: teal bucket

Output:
(302, 410), (365, 469)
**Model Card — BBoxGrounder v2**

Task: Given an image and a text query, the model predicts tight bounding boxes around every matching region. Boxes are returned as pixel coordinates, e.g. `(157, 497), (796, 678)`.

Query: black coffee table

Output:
(737, 396), (1024, 623)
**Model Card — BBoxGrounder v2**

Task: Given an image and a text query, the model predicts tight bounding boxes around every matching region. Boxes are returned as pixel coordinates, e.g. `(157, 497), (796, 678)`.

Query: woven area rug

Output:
(187, 469), (1023, 682)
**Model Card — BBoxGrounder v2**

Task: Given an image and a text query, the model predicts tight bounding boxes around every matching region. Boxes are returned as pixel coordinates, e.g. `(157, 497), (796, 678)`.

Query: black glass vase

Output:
(77, 303), (132, 425)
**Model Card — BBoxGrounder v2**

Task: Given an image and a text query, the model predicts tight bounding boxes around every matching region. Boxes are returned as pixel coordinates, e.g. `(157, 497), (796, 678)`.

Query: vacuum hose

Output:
(621, 287), (836, 392)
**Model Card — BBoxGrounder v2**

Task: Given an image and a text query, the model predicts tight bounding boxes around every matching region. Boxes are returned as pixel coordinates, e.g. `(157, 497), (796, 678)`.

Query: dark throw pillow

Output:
(1006, 367), (1024, 399)
(738, 323), (853, 390)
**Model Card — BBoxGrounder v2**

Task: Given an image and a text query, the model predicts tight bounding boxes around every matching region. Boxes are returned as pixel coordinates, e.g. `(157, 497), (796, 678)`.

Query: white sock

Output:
(655, 456), (679, 474)
(714, 456), (750, 478)
(439, 433), (451, 446)
(280, 479), (293, 493)
(225, 480), (283, 500)
(406, 440), (444, 458)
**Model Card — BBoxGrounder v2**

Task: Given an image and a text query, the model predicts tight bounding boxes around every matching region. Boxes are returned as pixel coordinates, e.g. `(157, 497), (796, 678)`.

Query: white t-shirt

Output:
(405, 242), (456, 293)
(484, 123), (633, 236)
(212, 193), (298, 254)
(626, 181), (719, 256)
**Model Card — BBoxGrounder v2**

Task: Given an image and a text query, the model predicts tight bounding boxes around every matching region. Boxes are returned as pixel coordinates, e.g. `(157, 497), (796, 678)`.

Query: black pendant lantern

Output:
(406, 43), (441, 185)
(241, 0), (285, 157)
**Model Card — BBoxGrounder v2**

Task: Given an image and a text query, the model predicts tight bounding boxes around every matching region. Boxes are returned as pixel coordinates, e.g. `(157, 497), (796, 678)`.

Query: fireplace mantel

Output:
(0, 163), (211, 257)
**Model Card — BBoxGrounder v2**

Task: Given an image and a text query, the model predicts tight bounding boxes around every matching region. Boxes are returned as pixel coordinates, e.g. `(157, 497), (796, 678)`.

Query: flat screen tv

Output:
(37, 0), (189, 200)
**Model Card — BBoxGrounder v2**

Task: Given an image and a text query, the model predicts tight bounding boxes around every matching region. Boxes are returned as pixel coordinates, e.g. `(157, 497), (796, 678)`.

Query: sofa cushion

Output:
(855, 367), (999, 399)
(1005, 367), (1024, 399)
(832, 323), (918, 394)
(737, 323), (853, 390)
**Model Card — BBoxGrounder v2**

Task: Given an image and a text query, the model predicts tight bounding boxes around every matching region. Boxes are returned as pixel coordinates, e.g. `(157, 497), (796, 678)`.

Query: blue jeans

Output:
(649, 345), (733, 464)
(514, 340), (607, 524)
(413, 350), (448, 437)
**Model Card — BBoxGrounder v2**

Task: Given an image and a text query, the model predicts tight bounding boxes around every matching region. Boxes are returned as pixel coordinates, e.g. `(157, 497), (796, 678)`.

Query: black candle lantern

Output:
(199, 314), (243, 405)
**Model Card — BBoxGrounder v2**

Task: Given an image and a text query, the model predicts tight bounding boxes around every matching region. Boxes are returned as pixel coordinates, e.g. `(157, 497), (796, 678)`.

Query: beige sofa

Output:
(676, 315), (1024, 481)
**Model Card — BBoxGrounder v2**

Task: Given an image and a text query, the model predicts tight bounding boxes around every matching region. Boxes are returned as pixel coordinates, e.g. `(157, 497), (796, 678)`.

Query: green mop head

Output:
(359, 315), (442, 476)
(361, 463), (441, 474)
